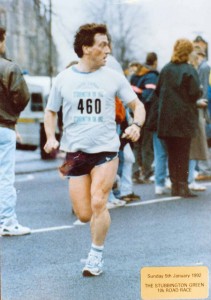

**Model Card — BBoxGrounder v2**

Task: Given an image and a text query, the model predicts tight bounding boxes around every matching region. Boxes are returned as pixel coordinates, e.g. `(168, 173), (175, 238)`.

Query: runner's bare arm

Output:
(122, 98), (146, 142)
(44, 109), (59, 153)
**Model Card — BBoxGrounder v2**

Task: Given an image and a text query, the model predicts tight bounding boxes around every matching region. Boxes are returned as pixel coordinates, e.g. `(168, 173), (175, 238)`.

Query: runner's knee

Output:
(91, 192), (108, 213)
(77, 211), (92, 223)
(73, 205), (92, 223)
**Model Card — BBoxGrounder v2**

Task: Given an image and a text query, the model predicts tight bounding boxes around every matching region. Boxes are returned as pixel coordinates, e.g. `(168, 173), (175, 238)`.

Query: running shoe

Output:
(0, 222), (31, 236)
(155, 186), (166, 195)
(165, 178), (172, 189)
(195, 174), (211, 181)
(120, 193), (141, 202)
(82, 253), (104, 276)
(106, 199), (126, 209)
(188, 182), (206, 191)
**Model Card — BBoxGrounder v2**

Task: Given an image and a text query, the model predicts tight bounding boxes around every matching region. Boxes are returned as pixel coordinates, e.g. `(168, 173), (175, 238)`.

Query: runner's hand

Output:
(44, 138), (59, 153)
(122, 124), (141, 142)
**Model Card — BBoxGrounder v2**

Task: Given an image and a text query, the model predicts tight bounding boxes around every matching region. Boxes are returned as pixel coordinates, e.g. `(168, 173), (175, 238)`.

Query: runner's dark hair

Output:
(74, 23), (108, 58)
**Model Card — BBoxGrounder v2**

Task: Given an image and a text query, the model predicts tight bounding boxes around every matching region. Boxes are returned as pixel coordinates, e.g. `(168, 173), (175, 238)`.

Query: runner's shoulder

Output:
(102, 66), (126, 81)
(54, 67), (73, 83)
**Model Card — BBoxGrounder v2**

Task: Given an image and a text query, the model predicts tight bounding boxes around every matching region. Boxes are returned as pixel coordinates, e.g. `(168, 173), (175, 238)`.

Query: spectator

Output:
(194, 47), (211, 179)
(208, 70), (211, 117)
(130, 52), (159, 183)
(154, 38), (202, 197)
(106, 38), (141, 207)
(126, 61), (142, 81)
(0, 26), (31, 236)
(145, 91), (169, 195)
(207, 71), (211, 147)
(188, 51), (208, 191)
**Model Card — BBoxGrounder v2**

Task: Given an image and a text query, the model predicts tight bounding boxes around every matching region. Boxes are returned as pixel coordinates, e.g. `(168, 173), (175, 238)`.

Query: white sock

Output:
(90, 243), (104, 258)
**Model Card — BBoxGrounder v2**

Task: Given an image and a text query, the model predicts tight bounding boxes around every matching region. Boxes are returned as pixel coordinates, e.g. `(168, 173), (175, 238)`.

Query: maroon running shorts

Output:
(59, 151), (118, 177)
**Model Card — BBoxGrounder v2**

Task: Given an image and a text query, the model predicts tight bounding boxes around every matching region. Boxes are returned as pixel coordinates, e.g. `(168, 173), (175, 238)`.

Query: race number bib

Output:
(72, 90), (106, 123)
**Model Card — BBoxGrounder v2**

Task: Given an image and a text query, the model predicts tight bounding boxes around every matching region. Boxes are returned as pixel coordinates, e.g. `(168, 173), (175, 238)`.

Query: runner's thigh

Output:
(90, 158), (119, 207)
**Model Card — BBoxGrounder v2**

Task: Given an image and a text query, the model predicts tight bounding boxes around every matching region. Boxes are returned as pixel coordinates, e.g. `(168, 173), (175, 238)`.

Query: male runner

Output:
(44, 23), (145, 276)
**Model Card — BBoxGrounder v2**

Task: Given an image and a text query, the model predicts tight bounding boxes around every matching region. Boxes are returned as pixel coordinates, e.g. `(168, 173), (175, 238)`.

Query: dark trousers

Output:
(132, 102), (154, 179)
(141, 128), (154, 177)
(163, 137), (191, 184)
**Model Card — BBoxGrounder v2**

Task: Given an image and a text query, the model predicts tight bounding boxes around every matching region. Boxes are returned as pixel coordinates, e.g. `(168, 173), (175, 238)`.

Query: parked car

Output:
(16, 75), (59, 159)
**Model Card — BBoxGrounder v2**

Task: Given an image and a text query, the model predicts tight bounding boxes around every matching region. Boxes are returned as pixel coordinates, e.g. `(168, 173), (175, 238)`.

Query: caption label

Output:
(141, 266), (209, 299)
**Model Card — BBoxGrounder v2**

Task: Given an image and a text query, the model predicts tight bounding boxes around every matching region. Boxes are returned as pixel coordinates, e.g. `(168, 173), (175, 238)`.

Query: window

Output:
(31, 93), (43, 111)
(0, 8), (6, 27)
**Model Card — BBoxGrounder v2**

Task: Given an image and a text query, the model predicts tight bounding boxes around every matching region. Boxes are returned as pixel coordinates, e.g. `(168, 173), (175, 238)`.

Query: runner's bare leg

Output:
(90, 158), (119, 246)
(69, 175), (92, 223)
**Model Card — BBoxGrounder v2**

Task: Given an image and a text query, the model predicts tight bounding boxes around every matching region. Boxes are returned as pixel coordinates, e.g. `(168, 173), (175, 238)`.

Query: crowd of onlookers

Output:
(107, 35), (211, 208)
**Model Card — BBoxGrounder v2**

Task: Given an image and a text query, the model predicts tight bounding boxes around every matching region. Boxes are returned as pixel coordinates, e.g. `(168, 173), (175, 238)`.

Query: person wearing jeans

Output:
(0, 26), (30, 236)
(119, 143), (140, 201)
(153, 132), (168, 194)
(0, 129), (18, 226)
(188, 160), (206, 191)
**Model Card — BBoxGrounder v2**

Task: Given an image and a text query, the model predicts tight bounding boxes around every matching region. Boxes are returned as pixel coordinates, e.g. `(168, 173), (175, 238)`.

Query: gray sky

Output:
(47, 0), (211, 70)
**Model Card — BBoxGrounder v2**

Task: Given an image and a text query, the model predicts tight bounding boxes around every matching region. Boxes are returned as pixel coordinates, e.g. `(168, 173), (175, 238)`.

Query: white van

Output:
(16, 75), (57, 159)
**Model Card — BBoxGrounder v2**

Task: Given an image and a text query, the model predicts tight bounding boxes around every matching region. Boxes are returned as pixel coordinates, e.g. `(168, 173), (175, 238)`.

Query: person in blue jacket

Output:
(130, 52), (159, 183)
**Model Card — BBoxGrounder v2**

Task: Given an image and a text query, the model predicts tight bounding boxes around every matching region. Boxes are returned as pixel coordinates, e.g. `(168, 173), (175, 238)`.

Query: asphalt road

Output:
(1, 153), (211, 300)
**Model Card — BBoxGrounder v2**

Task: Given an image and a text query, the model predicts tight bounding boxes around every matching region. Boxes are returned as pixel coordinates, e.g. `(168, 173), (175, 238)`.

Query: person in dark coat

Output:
(154, 39), (202, 197)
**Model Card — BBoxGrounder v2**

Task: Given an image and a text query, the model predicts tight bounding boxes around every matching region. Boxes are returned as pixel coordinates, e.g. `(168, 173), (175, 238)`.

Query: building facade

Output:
(0, 0), (58, 75)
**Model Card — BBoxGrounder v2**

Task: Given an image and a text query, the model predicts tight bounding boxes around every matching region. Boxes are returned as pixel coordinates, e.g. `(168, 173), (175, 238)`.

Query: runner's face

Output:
(88, 33), (110, 67)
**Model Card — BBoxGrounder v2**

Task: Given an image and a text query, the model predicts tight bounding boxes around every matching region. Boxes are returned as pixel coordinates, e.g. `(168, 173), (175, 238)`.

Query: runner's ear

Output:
(82, 45), (91, 55)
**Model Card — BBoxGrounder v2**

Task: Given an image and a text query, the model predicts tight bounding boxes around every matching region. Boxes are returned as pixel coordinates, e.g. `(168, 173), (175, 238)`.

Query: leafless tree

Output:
(84, 0), (146, 68)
